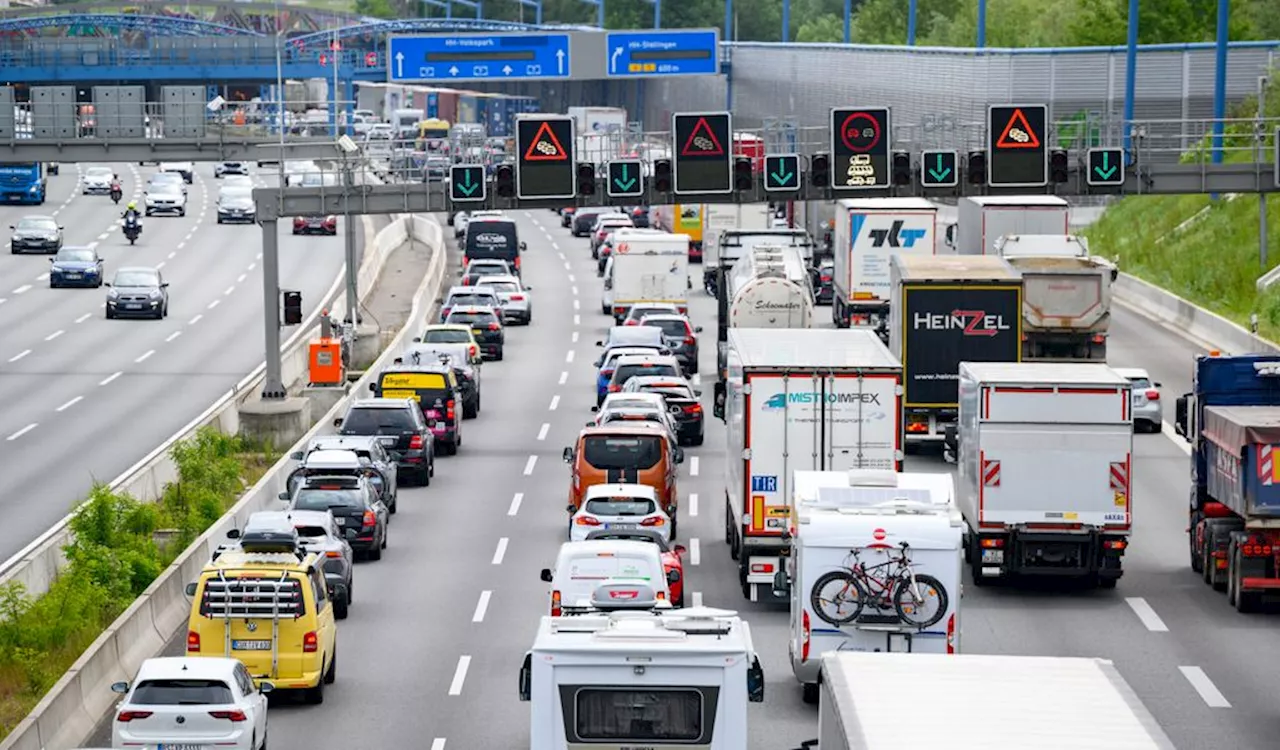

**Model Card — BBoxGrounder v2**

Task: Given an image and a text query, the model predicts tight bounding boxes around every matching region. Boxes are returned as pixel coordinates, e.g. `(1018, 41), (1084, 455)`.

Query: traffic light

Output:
(810, 152), (831, 187)
(283, 290), (302, 325)
(495, 163), (515, 198)
(891, 151), (912, 186)
(1050, 149), (1069, 183)
(653, 159), (673, 193)
(966, 150), (987, 185)
(576, 163), (596, 196)
(733, 157), (753, 192)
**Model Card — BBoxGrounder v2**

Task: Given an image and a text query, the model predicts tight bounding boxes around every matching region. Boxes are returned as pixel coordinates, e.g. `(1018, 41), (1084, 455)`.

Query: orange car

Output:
(562, 424), (684, 537)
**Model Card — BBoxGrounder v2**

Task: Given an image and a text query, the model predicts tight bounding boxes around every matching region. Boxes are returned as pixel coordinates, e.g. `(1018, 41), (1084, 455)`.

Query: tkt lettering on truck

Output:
(912, 310), (1012, 336)
(762, 391), (883, 409)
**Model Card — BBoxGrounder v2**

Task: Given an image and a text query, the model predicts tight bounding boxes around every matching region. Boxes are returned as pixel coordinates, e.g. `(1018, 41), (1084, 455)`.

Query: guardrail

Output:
(1113, 272), (1279, 355)
(0, 170), (394, 601)
(0, 214), (446, 750)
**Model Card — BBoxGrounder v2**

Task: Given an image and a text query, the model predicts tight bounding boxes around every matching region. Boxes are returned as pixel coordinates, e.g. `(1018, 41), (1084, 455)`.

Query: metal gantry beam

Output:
(0, 139), (348, 164)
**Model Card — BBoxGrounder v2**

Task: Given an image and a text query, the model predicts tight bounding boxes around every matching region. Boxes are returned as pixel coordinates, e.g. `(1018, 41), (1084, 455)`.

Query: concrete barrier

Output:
(1113, 272), (1280, 355)
(0, 215), (446, 750)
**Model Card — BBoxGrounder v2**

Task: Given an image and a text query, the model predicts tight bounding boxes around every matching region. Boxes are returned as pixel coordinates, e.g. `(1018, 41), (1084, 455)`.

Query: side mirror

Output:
(160, 282), (169, 288)
(596, 341), (605, 347)
(47, 257), (53, 263)
(58, 225), (65, 230)
(694, 326), (703, 333)
(277, 491), (290, 501)
(1154, 381), (1163, 388)
(412, 336), (422, 343)
(110, 681), (130, 695)
(524, 284), (532, 290)
(713, 382), (726, 421)
(345, 528), (358, 540)
(333, 418), (343, 428)
(772, 569), (791, 597)
(590, 405), (599, 413)
(103, 282), (112, 287)
(694, 389), (702, 397)
(566, 504), (576, 514)
(562, 447), (574, 463)
(667, 569), (681, 584)
(585, 421), (594, 427)
(674, 447), (685, 464)
(747, 656), (765, 703)
(665, 504), (677, 516)
(1175, 394), (1190, 439)
(289, 450), (304, 460)
(226, 528), (241, 539)
(259, 682), (275, 694)
(520, 242), (527, 251)
(184, 582), (198, 597)
(944, 224), (956, 245)
(593, 358), (602, 367)
(518, 652), (533, 702)
(673, 544), (687, 556)
(540, 568), (553, 583)
(368, 382), (377, 392)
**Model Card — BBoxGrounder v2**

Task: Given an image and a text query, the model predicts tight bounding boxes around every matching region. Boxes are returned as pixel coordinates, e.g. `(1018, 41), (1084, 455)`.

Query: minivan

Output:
(464, 217), (526, 275)
(539, 540), (676, 615)
(563, 424), (683, 537)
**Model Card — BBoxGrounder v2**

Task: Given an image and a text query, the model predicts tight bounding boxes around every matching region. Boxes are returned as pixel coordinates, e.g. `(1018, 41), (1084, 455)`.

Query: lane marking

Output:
(558, 371), (568, 385)
(208, 299), (221, 310)
(248, 262), (256, 271)
(563, 261), (571, 271)
(568, 274), (576, 283)
(223, 285), (235, 296)
(573, 314), (580, 326)
(689, 538), (701, 565)
(12, 284), (30, 295)
(0, 298), (6, 306)
(165, 331), (182, 342)
(523, 455), (538, 475)
(75, 312), (91, 323)
(507, 492), (524, 516)
(557, 252), (565, 261)
(573, 299), (580, 310)
(472, 591), (491, 623)
(177, 241), (186, 250)
(1125, 597), (1170, 632)
(447, 656), (471, 696)
(56, 395), (83, 412)
(689, 493), (699, 517)
(1179, 666), (1231, 708)
(44, 330), (63, 341)
(691, 591), (704, 608)
(571, 285), (578, 296)
(6, 423), (36, 441)
(571, 331), (579, 343)
(1163, 420), (1192, 456)
(551, 241), (559, 250)
(549, 395), (560, 411)
(97, 232), (109, 241)
(237, 273), (247, 283)
(134, 349), (155, 363)
(537, 422), (550, 441)
(189, 314), (203, 325)
(155, 261), (165, 270)
(35, 273), (48, 282)
(168, 251), (176, 259)
(431, 740), (446, 750)
(99, 371), (122, 386)
(492, 537), (509, 565)
(566, 350), (575, 363)
(692, 373), (701, 386)
(8, 349), (30, 363)
(690, 456), (700, 476)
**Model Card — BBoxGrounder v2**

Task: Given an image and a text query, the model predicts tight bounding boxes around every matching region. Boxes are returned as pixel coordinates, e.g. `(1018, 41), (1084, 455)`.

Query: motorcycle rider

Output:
(109, 173), (122, 204)
(122, 200), (141, 222)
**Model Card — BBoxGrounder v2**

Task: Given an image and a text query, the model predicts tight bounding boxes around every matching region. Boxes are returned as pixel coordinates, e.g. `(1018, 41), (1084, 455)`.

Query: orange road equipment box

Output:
(309, 339), (344, 386)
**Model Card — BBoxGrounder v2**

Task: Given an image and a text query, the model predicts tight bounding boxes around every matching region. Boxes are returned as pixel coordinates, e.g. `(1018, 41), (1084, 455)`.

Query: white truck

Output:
(993, 234), (1117, 361)
(817, 652), (1177, 750)
(725, 243), (815, 330)
(568, 106), (628, 165)
(945, 195), (1070, 255)
(781, 469), (963, 705)
(831, 198), (937, 329)
(957, 362), (1133, 588)
(714, 328), (904, 602)
(602, 230), (690, 322)
(520, 602), (765, 750)
(702, 202), (772, 283)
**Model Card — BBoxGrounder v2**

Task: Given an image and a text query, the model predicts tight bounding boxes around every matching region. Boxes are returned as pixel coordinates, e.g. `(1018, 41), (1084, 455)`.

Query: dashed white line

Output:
(55, 395), (83, 412)
(167, 251), (176, 259)
(256, 252), (263, 260)
(557, 252), (566, 261)
(690, 456), (700, 476)
(134, 349), (155, 363)
(97, 232), (109, 241)
(689, 538), (701, 565)
(447, 656), (471, 696)
(12, 284), (30, 295)
(35, 273), (48, 282)
(44, 329), (63, 342)
(573, 314), (580, 326)
(537, 422), (550, 441)
(430, 739), (446, 750)
(571, 332), (581, 346)
(689, 493), (699, 517)
(1179, 666), (1231, 708)
(549, 395), (560, 411)
(155, 261), (165, 270)
(223, 285), (235, 296)
(99, 371), (122, 386)
(1163, 420), (1192, 455)
(472, 591), (491, 623)
(692, 373), (701, 387)
(523, 455), (538, 475)
(492, 537), (509, 565)
(691, 591), (704, 608)
(1125, 597), (1170, 632)
(568, 274), (576, 283)
(165, 331), (182, 343)
(6, 423), (36, 441)
(566, 350), (575, 363)
(0, 298), (6, 306)
(189, 314), (203, 325)
(551, 241), (559, 250)
(558, 371), (568, 385)
(177, 241), (186, 250)
(7, 349), (30, 363)
(248, 262), (257, 271)
(74, 312), (91, 324)
(507, 492), (524, 516)
(571, 285), (579, 296)
(208, 299), (221, 310)
(573, 299), (580, 310)
(563, 261), (571, 270)
(237, 273), (247, 283)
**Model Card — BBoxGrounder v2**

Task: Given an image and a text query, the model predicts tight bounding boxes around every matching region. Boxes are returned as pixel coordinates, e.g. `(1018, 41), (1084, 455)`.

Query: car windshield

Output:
(644, 319), (688, 337)
(582, 435), (664, 470)
(478, 281), (519, 294)
(1128, 377), (1153, 389)
(424, 330), (471, 344)
(149, 185), (181, 195)
(342, 407), (416, 433)
(293, 488), (365, 510)
(86, 168), (113, 178)
(468, 265), (507, 275)
(131, 679), (234, 706)
(448, 294), (497, 307)
(614, 363), (679, 384)
(56, 248), (95, 262)
(113, 270), (159, 287)
(584, 498), (656, 516)
(448, 312), (497, 326)
(17, 218), (55, 231)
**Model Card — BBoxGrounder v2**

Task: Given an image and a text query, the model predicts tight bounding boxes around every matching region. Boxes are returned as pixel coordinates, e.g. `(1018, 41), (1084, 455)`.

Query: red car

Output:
(585, 528), (687, 607)
(293, 215), (337, 235)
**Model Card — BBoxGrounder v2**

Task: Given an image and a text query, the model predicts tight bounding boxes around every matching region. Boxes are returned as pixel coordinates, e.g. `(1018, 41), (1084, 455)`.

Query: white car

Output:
(222, 174), (254, 189)
(453, 211), (470, 238)
(593, 391), (668, 417)
(81, 166), (114, 194)
(589, 405), (679, 444)
(569, 483), (672, 542)
(148, 171), (187, 195)
(159, 161), (194, 183)
(144, 184), (187, 216)
(214, 161), (248, 178)
(111, 656), (271, 750)
(475, 274), (532, 325)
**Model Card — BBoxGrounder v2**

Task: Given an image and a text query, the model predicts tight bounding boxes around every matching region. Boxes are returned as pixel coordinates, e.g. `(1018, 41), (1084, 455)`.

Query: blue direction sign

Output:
(449, 165), (486, 203)
(605, 29), (720, 78)
(387, 33), (570, 83)
(607, 160), (645, 198)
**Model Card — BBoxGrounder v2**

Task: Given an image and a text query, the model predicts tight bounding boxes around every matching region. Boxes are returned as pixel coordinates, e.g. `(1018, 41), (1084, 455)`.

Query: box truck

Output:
(945, 195), (1069, 255)
(702, 202), (771, 273)
(831, 198), (937, 329)
(602, 231), (690, 322)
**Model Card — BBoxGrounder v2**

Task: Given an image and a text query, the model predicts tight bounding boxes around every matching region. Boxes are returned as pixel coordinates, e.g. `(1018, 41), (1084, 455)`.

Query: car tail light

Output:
(362, 510), (376, 528)
(1104, 539), (1128, 551)
(209, 710), (247, 722)
(946, 613), (956, 654)
(488, 322), (500, 331)
(575, 516), (601, 526)
(801, 609), (810, 662)
(510, 294), (525, 301)
(678, 306), (688, 315)
(609, 384), (621, 393)
(624, 319), (639, 326)
(409, 434), (424, 450)
(117, 711), (153, 722)
(1146, 389), (1160, 400)
(441, 306), (452, 318)
(640, 517), (665, 527)
(325, 550), (341, 558)
(656, 591), (665, 601)
(513, 257), (521, 270)
(683, 404), (702, 414)
(551, 590), (562, 616)
(614, 306), (625, 315)
(186, 630), (200, 652)
(303, 631), (319, 653)
(820, 274), (831, 282)
(462, 277), (473, 285)
(684, 336), (696, 345)
(470, 345), (479, 359)
(446, 399), (456, 420)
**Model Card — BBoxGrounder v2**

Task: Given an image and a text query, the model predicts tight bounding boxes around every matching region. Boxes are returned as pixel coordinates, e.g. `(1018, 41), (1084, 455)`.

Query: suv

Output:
(444, 305), (505, 361)
(286, 447), (399, 514)
(607, 354), (683, 395)
(283, 475), (389, 561)
(333, 398), (435, 486)
(292, 436), (399, 512)
(441, 285), (502, 322)
(637, 314), (702, 375)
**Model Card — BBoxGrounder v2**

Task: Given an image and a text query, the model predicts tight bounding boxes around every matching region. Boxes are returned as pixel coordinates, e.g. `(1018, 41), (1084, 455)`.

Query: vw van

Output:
(369, 363), (463, 455)
(563, 424), (684, 538)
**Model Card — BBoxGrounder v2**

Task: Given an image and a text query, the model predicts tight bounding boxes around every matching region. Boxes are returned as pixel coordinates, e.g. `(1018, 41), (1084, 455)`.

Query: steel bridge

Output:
(0, 1), (369, 36)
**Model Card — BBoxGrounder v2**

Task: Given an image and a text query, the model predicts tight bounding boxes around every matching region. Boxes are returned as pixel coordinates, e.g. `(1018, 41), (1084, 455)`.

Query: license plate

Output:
(159, 744), (210, 750)
(64, 273), (80, 278)
(334, 517), (346, 525)
(232, 640), (272, 651)
(471, 329), (484, 336)
(379, 437), (397, 446)
(606, 523), (638, 530)
(125, 303), (142, 309)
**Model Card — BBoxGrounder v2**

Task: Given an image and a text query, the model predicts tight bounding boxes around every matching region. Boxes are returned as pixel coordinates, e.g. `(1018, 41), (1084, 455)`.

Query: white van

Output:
(539, 540), (674, 615)
(779, 469), (963, 704)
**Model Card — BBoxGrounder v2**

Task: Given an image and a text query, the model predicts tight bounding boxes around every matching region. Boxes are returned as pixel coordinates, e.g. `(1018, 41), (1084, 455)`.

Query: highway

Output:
(0, 161), (353, 564)
(83, 207), (1278, 750)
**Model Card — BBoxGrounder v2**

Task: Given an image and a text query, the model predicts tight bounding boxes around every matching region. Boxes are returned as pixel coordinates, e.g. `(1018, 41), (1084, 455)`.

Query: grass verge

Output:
(0, 427), (278, 739)
(1084, 72), (1280, 341)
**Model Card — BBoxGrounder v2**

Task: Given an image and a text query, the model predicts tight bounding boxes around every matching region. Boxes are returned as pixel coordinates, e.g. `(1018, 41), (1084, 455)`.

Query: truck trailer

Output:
(957, 362), (1133, 587)
(702, 203), (773, 280)
(1176, 353), (1280, 611)
(714, 328), (903, 601)
(831, 198), (937, 329)
(888, 255), (1022, 449)
(817, 652), (1176, 750)
(945, 195), (1069, 255)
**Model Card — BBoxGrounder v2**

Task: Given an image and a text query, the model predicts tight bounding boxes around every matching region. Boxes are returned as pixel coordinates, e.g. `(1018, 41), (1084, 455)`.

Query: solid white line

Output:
(223, 285), (235, 296)
(189, 314), (203, 325)
(6, 423), (36, 441)
(507, 492), (524, 516)
(134, 349), (155, 363)
(690, 456), (700, 476)
(1179, 666), (1231, 708)
(571, 331), (579, 343)
(691, 591), (704, 608)
(472, 591), (491, 623)
(165, 331), (182, 342)
(75, 312), (91, 323)
(12, 284), (30, 295)
(237, 273), (247, 283)
(549, 395), (560, 411)
(689, 538), (701, 565)
(56, 396), (83, 412)
(1125, 597), (1170, 632)
(99, 371), (122, 386)
(568, 274), (576, 283)
(44, 330), (63, 341)
(523, 455), (538, 475)
(492, 537), (509, 565)
(7, 349), (30, 363)
(431, 740), (446, 750)
(558, 371), (568, 385)
(537, 423), (550, 441)
(208, 299), (221, 310)
(689, 493), (699, 517)
(448, 656), (471, 696)
(566, 350), (575, 363)
(573, 314), (580, 326)
(1163, 420), (1192, 455)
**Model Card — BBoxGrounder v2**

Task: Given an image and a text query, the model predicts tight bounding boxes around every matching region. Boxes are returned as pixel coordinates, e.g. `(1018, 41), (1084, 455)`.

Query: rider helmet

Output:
(126, 201), (136, 210)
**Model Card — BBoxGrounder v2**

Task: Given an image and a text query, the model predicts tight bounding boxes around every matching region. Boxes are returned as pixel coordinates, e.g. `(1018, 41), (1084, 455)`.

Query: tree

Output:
(354, 0), (397, 19)
(796, 13), (846, 42)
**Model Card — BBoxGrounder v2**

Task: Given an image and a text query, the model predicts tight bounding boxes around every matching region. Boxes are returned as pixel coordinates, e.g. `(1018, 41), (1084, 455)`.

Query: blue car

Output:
(49, 245), (104, 288)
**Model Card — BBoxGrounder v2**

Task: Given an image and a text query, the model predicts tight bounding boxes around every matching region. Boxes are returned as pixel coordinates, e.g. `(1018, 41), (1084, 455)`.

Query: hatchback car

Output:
(284, 474), (389, 560)
(444, 305), (505, 361)
(105, 266), (168, 319)
(460, 258), (514, 286)
(294, 435), (399, 512)
(147, 171), (187, 195)
(214, 161), (249, 178)
(569, 484), (672, 543)
(160, 161), (195, 183)
(623, 375), (705, 446)
(475, 274), (532, 325)
(48, 245), (103, 288)
(81, 166), (115, 194)
(293, 214), (337, 235)
(333, 398), (436, 485)
(595, 345), (671, 405)
(585, 528), (686, 607)
(144, 183), (187, 216)
(9, 215), (62, 254)
(440, 285), (502, 322)
(637, 314), (701, 375)
(217, 186), (256, 224)
(622, 302), (682, 326)
(1112, 367), (1163, 433)
(606, 354), (683, 396)
(572, 208), (608, 237)
(110, 657), (270, 750)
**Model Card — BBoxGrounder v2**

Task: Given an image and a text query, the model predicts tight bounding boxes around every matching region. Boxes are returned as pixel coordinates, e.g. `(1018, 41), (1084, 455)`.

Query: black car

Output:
(284, 475), (389, 561)
(444, 306), (505, 361)
(10, 215), (62, 254)
(216, 187), (256, 224)
(635, 378), (705, 446)
(572, 208), (607, 237)
(334, 398), (435, 486)
(628, 206), (650, 228)
(560, 206), (576, 228)
(815, 259), (834, 305)
(105, 266), (169, 319)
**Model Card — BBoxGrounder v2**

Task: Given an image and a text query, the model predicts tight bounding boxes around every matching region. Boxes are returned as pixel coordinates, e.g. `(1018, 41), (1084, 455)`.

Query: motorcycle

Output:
(109, 184), (122, 204)
(122, 215), (142, 245)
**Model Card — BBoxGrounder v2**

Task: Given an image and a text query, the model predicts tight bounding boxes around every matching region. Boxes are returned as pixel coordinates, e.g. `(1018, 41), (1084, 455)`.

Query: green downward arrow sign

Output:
(1093, 151), (1117, 180)
(769, 160), (794, 187)
(927, 153), (952, 182)
(613, 163), (637, 191)
(456, 168), (479, 196)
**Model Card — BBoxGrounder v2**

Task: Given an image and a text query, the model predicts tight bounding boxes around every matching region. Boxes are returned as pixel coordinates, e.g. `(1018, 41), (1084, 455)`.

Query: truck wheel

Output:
(739, 560), (751, 598)
(1189, 517), (1204, 573)
(801, 682), (820, 705)
(1226, 541), (1239, 607)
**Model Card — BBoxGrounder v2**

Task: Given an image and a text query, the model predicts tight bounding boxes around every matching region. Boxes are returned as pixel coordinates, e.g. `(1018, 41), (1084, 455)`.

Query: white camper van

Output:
(780, 469), (963, 704)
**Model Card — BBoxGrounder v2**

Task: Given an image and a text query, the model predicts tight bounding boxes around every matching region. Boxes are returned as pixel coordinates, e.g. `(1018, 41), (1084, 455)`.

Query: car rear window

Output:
(630, 307), (672, 320)
(1128, 377), (1152, 389)
(468, 264), (507, 275)
(423, 330), (471, 344)
(132, 679), (234, 705)
(448, 293), (497, 307)
(341, 406), (416, 433)
(576, 688), (702, 742)
(614, 363), (679, 385)
(449, 312), (497, 326)
(582, 435), (663, 470)
(584, 498), (656, 516)
(293, 488), (365, 510)
(294, 525), (329, 538)
(480, 281), (519, 293)
(646, 319), (688, 337)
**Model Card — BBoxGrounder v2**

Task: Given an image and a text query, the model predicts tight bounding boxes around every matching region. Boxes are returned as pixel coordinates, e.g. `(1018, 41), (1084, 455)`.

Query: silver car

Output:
(475, 274), (532, 325)
(1113, 367), (1163, 433)
(441, 285), (501, 322)
(81, 166), (114, 194)
(637, 313), (701, 375)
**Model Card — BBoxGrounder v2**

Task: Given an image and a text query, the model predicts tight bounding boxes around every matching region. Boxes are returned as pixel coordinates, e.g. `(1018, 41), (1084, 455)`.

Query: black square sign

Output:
(449, 164), (486, 203)
(987, 104), (1048, 188)
(515, 116), (576, 200)
(607, 160), (644, 198)
(672, 112), (732, 195)
(830, 107), (891, 189)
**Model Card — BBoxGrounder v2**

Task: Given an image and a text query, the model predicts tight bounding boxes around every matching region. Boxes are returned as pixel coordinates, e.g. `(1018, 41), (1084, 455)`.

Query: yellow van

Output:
(184, 548), (338, 704)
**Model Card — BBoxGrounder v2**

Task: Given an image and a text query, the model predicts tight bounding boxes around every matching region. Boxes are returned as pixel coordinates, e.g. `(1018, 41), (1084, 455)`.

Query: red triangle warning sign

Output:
(995, 108), (1041, 149)
(680, 117), (725, 157)
(523, 121), (568, 161)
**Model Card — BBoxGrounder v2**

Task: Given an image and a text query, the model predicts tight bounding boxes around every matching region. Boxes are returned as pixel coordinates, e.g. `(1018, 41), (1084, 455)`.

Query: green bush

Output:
(0, 427), (276, 738)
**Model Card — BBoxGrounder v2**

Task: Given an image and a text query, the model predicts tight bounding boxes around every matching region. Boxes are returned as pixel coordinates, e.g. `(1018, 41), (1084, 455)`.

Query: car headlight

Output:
(149, 290), (162, 299)
(107, 288), (119, 298)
